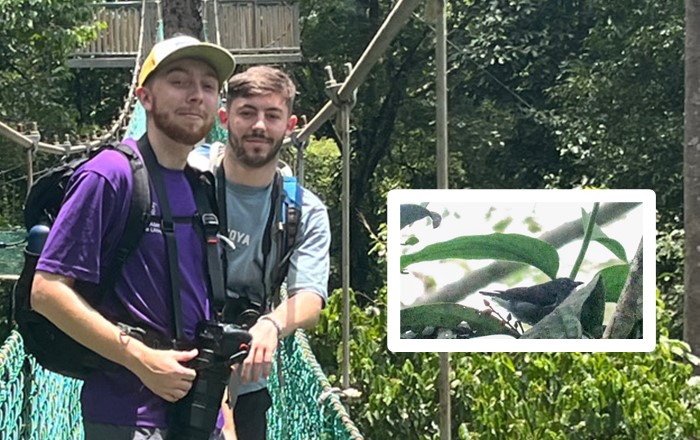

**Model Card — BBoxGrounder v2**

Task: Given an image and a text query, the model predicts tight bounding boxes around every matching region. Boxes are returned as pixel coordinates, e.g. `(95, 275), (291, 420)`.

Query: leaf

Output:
(580, 275), (606, 338)
(581, 209), (628, 262)
(400, 204), (442, 229)
(400, 303), (520, 338)
(521, 275), (604, 339)
(493, 216), (513, 233)
(403, 236), (419, 246)
(400, 233), (559, 279)
(597, 263), (630, 302)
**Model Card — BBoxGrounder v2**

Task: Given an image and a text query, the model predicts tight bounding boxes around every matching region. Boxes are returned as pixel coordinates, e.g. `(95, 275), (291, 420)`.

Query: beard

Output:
(227, 131), (283, 168)
(151, 97), (215, 145)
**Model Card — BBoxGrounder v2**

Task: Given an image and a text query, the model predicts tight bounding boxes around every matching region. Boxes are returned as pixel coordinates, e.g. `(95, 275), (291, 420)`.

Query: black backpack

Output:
(12, 140), (219, 379)
(12, 142), (151, 378)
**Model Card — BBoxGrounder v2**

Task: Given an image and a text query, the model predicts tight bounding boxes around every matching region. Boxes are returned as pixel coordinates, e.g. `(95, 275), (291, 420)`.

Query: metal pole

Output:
(436, 0), (448, 190)
(435, 0), (451, 439)
(297, 0), (424, 142)
(25, 147), (33, 193)
(341, 99), (351, 391)
(296, 143), (305, 186)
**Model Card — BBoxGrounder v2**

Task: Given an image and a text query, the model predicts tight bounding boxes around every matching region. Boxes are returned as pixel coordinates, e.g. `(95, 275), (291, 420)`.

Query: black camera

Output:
(169, 321), (252, 440)
(223, 293), (265, 329)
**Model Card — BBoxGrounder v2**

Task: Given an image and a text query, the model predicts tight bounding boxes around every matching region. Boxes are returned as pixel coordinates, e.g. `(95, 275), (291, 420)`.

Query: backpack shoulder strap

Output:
(269, 173), (303, 305)
(185, 164), (226, 316)
(282, 175), (302, 254)
(99, 143), (151, 291)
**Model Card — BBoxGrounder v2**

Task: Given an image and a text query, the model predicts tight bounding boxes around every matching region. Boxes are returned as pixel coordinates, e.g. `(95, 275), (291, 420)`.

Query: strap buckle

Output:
(201, 212), (219, 232)
(201, 212), (220, 243)
(160, 220), (175, 233)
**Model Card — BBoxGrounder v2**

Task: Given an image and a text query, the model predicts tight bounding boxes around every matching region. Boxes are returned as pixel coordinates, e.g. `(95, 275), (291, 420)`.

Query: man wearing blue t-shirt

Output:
(30, 35), (235, 439)
(216, 66), (330, 440)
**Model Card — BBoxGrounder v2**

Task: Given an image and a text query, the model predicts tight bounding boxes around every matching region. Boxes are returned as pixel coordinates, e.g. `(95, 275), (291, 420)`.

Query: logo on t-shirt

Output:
(228, 229), (250, 247)
(143, 201), (159, 234)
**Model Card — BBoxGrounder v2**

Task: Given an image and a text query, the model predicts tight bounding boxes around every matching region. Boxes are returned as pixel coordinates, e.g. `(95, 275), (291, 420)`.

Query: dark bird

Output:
(480, 277), (583, 325)
(400, 204), (442, 229)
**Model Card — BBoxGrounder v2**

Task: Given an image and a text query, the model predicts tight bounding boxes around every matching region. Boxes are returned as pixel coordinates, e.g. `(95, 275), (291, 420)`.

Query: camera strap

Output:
(215, 164), (280, 309)
(188, 167), (227, 315)
(138, 135), (185, 342)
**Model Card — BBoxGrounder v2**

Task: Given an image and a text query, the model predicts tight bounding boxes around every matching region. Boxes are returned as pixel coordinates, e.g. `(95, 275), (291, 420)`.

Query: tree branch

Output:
(409, 202), (641, 307)
(603, 239), (643, 339)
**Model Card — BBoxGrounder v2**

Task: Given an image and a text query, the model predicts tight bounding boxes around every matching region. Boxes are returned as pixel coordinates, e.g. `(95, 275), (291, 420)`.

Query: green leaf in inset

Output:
(400, 303), (520, 338)
(581, 209), (628, 262)
(597, 263), (630, 302)
(580, 275), (606, 337)
(400, 233), (559, 279)
(493, 216), (513, 233)
(524, 216), (542, 233)
(403, 236), (420, 246)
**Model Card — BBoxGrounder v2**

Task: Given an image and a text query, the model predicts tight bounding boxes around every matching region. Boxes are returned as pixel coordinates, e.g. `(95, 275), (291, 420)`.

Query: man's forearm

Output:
(266, 290), (323, 338)
(31, 271), (148, 371)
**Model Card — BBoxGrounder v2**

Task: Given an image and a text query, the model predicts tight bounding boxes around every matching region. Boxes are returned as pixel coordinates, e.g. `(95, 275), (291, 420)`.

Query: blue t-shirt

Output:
(36, 138), (210, 428)
(221, 177), (331, 395)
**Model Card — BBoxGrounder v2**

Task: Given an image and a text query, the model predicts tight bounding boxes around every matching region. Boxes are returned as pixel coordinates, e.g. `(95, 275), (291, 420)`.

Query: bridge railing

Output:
(69, 0), (301, 68)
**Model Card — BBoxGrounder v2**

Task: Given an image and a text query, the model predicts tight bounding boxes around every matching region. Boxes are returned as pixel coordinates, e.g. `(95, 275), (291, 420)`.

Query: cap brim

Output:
(158, 43), (235, 86)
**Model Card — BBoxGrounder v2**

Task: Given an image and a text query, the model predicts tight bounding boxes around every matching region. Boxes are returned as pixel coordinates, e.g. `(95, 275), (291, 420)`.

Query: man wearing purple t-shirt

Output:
(30, 35), (234, 439)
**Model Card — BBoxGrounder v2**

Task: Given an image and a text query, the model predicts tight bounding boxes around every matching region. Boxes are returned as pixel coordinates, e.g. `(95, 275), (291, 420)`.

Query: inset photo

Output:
(386, 189), (655, 353)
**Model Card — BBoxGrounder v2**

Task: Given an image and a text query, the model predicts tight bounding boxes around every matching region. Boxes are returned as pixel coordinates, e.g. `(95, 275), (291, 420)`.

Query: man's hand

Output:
(129, 345), (199, 402)
(239, 318), (279, 383)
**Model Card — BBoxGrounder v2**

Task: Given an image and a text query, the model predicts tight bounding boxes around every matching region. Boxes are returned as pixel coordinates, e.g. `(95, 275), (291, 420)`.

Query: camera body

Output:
(223, 292), (267, 329)
(170, 321), (252, 440)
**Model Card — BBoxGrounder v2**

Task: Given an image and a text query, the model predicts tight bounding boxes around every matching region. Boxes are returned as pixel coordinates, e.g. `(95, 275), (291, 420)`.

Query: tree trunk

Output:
(684, 0), (700, 374)
(162, 0), (203, 39)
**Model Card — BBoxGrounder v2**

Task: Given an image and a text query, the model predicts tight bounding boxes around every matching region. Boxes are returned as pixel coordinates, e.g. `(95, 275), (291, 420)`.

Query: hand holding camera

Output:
(169, 321), (252, 440)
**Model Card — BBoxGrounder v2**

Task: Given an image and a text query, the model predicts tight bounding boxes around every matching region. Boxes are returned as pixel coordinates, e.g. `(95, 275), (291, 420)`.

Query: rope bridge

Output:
(0, 327), (361, 439)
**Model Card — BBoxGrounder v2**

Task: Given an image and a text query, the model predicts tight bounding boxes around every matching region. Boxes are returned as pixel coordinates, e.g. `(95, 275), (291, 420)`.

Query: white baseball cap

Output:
(138, 35), (235, 87)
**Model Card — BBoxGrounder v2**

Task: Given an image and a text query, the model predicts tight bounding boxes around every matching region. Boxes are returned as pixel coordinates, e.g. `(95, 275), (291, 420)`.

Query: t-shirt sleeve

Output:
(285, 192), (331, 305)
(36, 159), (130, 284)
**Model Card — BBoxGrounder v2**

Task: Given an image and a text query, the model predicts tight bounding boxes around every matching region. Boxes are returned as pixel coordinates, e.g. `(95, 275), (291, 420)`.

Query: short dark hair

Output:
(226, 66), (296, 112)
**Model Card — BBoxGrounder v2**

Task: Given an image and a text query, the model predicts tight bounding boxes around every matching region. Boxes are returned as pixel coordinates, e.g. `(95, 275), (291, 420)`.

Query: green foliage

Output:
(0, 0), (100, 132)
(401, 233), (560, 279)
(598, 264), (630, 303)
(656, 219), (684, 340)
(400, 303), (520, 338)
(307, 290), (700, 439)
(0, 0), (127, 227)
(581, 208), (628, 263)
(292, 136), (344, 286)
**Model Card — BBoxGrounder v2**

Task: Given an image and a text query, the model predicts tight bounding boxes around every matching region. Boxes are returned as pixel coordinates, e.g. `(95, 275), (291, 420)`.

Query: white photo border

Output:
(387, 189), (656, 353)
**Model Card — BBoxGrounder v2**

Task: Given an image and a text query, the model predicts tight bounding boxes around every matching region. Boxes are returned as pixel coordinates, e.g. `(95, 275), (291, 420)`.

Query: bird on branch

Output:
(480, 277), (583, 325)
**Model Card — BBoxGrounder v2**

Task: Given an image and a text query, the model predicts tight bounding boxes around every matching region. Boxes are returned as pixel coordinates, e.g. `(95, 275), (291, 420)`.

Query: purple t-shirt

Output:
(36, 139), (210, 428)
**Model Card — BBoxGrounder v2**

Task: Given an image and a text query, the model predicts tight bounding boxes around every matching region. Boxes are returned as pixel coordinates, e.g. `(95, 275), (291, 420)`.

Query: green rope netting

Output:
(269, 332), (364, 440)
(0, 331), (83, 440)
(0, 329), (362, 439)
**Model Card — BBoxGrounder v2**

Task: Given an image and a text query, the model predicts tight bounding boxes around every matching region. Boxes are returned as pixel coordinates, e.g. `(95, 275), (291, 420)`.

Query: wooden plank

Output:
(70, 0), (301, 63)
(68, 51), (301, 68)
(233, 52), (301, 64)
(67, 57), (138, 69)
